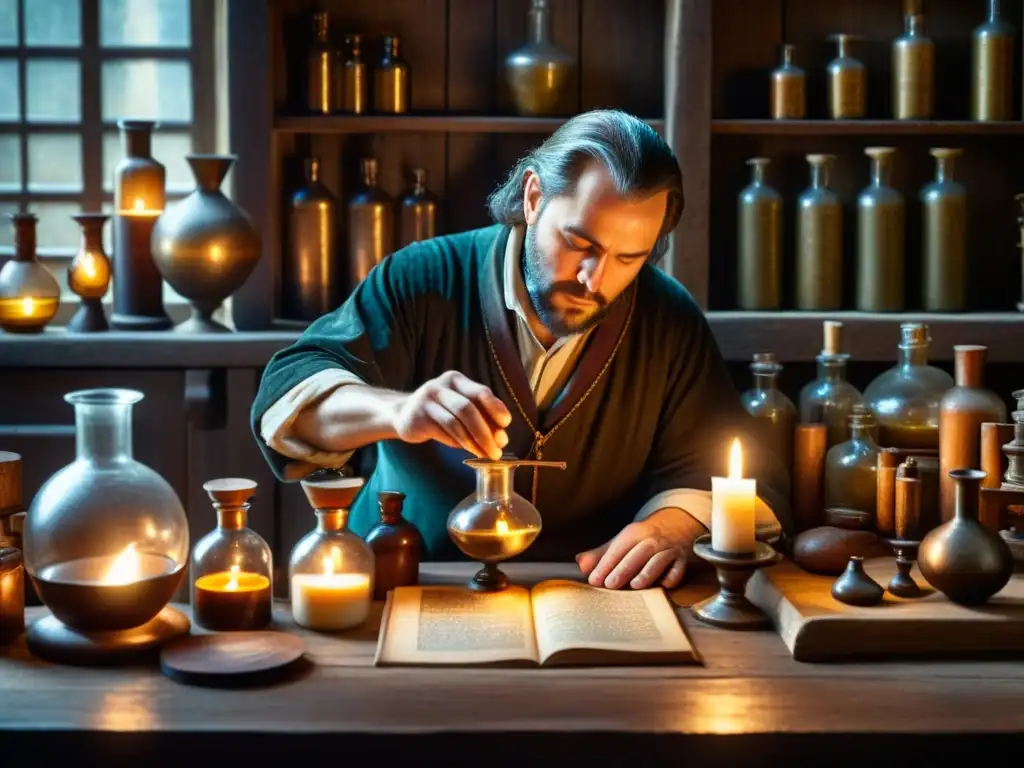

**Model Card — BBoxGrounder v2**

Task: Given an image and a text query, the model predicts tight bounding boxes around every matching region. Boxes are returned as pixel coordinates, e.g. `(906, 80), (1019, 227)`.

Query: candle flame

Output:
(104, 543), (141, 586)
(133, 197), (146, 212)
(321, 546), (342, 575)
(82, 253), (97, 279)
(728, 438), (743, 480)
(495, 519), (510, 536)
(226, 564), (240, 591)
(21, 296), (35, 316)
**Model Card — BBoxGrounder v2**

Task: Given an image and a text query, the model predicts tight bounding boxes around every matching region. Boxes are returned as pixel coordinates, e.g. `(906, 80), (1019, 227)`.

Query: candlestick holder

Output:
(67, 214), (112, 333)
(882, 539), (923, 597)
(690, 535), (780, 630)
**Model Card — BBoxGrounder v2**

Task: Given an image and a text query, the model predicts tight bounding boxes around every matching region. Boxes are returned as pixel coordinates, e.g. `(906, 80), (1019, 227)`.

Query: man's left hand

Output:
(575, 508), (706, 590)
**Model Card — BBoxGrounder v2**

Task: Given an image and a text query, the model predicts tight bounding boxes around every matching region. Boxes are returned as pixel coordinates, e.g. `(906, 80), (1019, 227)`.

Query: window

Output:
(0, 0), (217, 309)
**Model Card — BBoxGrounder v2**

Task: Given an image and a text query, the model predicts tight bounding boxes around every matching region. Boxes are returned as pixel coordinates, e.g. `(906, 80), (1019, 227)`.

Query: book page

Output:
(530, 580), (694, 664)
(374, 585), (539, 666)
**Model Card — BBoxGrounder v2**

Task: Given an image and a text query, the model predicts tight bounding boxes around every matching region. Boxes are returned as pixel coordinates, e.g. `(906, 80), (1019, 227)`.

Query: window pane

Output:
(102, 131), (193, 194)
(25, 0), (81, 47)
(27, 201), (81, 253)
(0, 60), (18, 121)
(102, 60), (191, 122)
(28, 134), (83, 192)
(0, 0), (18, 46)
(0, 134), (21, 192)
(0, 202), (18, 251)
(100, 0), (190, 48)
(26, 60), (81, 123)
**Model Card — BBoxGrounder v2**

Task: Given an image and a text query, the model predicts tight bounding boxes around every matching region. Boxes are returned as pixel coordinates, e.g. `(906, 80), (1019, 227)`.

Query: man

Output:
(252, 109), (791, 591)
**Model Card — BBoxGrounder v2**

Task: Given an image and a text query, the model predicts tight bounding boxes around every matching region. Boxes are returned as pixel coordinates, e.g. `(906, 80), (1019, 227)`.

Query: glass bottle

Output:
(23, 389), (189, 632)
(798, 320), (863, 448)
(827, 33), (866, 119)
(863, 323), (954, 450)
(285, 157), (338, 321)
(857, 147), (905, 312)
(737, 157), (782, 310)
(365, 491), (424, 601)
(307, 10), (340, 114)
(972, 0), (1015, 121)
(342, 33), (367, 114)
(191, 478), (273, 632)
(290, 476), (374, 632)
(921, 148), (967, 311)
(740, 352), (796, 476)
(67, 214), (112, 333)
(347, 157), (393, 295)
(374, 35), (410, 114)
(892, 7), (935, 119)
(505, 0), (575, 116)
(825, 406), (881, 518)
(796, 154), (842, 310)
(770, 43), (805, 119)
(398, 168), (439, 249)
(0, 213), (60, 333)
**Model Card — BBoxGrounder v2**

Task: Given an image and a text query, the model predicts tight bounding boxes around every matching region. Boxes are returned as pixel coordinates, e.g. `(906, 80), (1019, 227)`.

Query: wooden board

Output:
(160, 631), (307, 688)
(748, 558), (1024, 662)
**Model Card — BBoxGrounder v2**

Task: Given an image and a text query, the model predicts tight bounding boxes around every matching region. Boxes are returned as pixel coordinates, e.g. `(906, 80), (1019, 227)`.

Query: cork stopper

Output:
(203, 477), (257, 530)
(897, 457), (919, 479)
(822, 321), (843, 356)
(378, 491), (406, 523)
(899, 322), (930, 349)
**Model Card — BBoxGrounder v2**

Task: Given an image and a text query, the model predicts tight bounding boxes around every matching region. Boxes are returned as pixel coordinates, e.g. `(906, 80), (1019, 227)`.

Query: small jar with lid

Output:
(366, 491), (423, 600)
(191, 478), (273, 631)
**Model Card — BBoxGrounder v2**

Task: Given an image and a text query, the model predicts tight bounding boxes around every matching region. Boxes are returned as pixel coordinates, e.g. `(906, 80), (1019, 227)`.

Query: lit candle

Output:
(193, 564), (272, 631)
(21, 297), (35, 317)
(291, 547), (372, 631)
(711, 438), (757, 554)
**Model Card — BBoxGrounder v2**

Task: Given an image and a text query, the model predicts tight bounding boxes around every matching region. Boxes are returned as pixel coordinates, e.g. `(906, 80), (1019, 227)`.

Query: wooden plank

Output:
(446, 0), (498, 113)
(713, 120), (1024, 136)
(274, 115), (665, 134)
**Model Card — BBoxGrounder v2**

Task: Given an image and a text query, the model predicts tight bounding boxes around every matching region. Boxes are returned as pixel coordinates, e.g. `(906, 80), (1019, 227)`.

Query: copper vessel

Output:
(972, 0), (1015, 121)
(827, 34), (866, 119)
(798, 320), (863, 448)
(347, 157), (393, 294)
(939, 346), (1008, 523)
(342, 33), (367, 115)
(921, 148), (967, 311)
(505, 0), (574, 116)
(374, 35), (410, 114)
(285, 157), (338, 322)
(797, 154), (842, 310)
(740, 352), (796, 476)
(919, 468), (1013, 605)
(856, 147), (904, 311)
(892, 6), (935, 119)
(825, 406), (881, 519)
(770, 44), (806, 119)
(737, 157), (782, 310)
(307, 10), (340, 114)
(398, 168), (439, 248)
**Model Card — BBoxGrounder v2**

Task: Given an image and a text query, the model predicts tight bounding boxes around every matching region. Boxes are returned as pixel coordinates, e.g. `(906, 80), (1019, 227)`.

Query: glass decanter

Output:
(824, 406), (881, 521)
(447, 457), (566, 592)
(290, 476), (374, 631)
(740, 352), (797, 476)
(799, 320), (863, 448)
(863, 323), (954, 450)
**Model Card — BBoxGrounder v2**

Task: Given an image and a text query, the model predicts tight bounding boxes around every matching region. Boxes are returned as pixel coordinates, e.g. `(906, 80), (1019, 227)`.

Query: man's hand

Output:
(575, 508), (706, 590)
(392, 371), (513, 460)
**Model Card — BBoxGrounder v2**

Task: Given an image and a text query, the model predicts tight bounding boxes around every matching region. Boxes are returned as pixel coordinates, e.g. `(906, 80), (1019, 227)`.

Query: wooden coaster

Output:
(160, 631), (306, 687)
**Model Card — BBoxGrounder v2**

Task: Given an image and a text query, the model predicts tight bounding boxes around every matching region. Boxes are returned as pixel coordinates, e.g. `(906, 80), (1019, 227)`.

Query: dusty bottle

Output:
(939, 345), (1008, 523)
(307, 11), (340, 114)
(892, 9), (935, 119)
(374, 35), (410, 114)
(365, 491), (423, 601)
(863, 323), (954, 450)
(770, 44), (806, 119)
(737, 158), (782, 310)
(347, 157), (393, 295)
(398, 168), (439, 249)
(857, 147), (904, 312)
(505, 0), (575, 116)
(825, 406), (881, 519)
(740, 353), (796, 477)
(797, 154), (842, 310)
(799, 321), (863, 449)
(972, 0), (1015, 121)
(828, 34), (866, 119)
(285, 157), (338, 321)
(921, 148), (967, 312)
(342, 33), (367, 115)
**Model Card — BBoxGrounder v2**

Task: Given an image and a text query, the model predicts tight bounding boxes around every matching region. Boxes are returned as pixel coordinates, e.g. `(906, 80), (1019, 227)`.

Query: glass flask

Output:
(447, 457), (566, 592)
(863, 323), (953, 450)
(0, 213), (61, 333)
(740, 352), (796, 476)
(191, 478), (273, 631)
(23, 389), (189, 632)
(798, 320), (863, 448)
(825, 406), (881, 519)
(290, 476), (374, 631)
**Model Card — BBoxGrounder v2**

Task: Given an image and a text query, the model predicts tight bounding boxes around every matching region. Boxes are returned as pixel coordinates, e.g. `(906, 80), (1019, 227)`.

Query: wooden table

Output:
(2, 562), (1024, 766)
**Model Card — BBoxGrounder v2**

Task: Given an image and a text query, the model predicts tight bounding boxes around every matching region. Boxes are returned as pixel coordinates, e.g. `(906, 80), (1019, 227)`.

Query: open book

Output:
(373, 579), (699, 667)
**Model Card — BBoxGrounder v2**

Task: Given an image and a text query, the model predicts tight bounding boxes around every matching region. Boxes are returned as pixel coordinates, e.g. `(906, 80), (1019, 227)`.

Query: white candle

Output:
(711, 438), (757, 554)
(291, 550), (372, 631)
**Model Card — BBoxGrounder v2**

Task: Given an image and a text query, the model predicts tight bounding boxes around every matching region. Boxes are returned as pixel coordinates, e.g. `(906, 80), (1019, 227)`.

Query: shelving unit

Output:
(712, 119), (1024, 135)
(274, 115), (665, 135)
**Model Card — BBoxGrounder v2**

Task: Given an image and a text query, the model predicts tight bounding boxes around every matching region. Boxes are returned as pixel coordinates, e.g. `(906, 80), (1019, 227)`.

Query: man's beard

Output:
(521, 225), (617, 337)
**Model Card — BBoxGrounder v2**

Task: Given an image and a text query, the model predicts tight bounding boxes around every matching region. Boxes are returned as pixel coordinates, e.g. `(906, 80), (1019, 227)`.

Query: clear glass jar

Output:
(0, 213), (61, 333)
(23, 389), (188, 632)
(863, 323), (953, 450)
(290, 476), (374, 631)
(191, 478), (272, 631)
(798, 321), (863, 448)
(824, 406), (881, 518)
(740, 352), (796, 475)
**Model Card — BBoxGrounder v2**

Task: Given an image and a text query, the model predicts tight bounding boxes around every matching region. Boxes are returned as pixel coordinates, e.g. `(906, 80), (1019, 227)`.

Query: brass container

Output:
(796, 154), (842, 310)
(505, 0), (574, 116)
(374, 35), (410, 114)
(398, 168), (439, 249)
(892, 10), (935, 119)
(739, 352), (797, 477)
(307, 10), (340, 114)
(285, 157), (338, 322)
(770, 44), (806, 119)
(798, 320), (863, 448)
(347, 157), (394, 294)
(972, 0), (1015, 121)
(827, 34), (867, 119)
(918, 468), (1013, 605)
(67, 214), (112, 333)
(939, 345), (1008, 523)
(920, 148), (967, 312)
(856, 147), (904, 312)
(342, 33), (367, 115)
(825, 406), (881, 520)
(737, 157), (782, 310)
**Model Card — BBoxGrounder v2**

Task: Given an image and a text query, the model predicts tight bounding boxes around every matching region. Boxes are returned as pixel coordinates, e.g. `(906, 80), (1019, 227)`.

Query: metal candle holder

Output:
(883, 539), (923, 597)
(690, 534), (779, 630)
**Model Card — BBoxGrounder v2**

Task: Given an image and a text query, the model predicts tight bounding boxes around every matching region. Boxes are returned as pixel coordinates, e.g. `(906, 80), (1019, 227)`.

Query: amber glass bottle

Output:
(825, 406), (881, 519)
(365, 491), (423, 600)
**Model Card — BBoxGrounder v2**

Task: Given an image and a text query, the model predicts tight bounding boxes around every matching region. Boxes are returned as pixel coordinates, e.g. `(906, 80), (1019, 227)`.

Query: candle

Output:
(193, 565), (272, 631)
(0, 547), (24, 647)
(291, 548), (372, 631)
(711, 438), (757, 554)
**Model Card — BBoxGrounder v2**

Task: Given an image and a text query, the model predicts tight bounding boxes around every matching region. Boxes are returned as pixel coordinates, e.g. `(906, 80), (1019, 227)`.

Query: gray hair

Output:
(487, 109), (684, 262)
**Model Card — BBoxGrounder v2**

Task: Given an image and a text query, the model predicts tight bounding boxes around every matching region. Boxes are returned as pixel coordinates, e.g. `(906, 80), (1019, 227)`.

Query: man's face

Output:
(521, 161), (668, 337)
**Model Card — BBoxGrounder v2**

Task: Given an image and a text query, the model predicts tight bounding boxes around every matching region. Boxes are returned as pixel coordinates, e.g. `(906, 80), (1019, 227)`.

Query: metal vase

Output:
(307, 10), (340, 114)
(797, 154), (842, 310)
(857, 147), (904, 311)
(770, 44), (806, 119)
(972, 0), (1015, 121)
(347, 157), (394, 295)
(0, 214), (61, 334)
(892, 11), (935, 119)
(285, 157), (338, 322)
(920, 148), (967, 312)
(398, 168), (439, 249)
(342, 34), (367, 115)
(737, 158), (782, 310)
(827, 34), (866, 119)
(373, 35), (410, 114)
(505, 0), (575, 116)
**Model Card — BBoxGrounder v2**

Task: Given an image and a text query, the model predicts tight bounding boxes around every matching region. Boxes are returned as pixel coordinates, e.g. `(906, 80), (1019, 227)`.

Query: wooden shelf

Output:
(712, 120), (1024, 137)
(274, 114), (665, 135)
